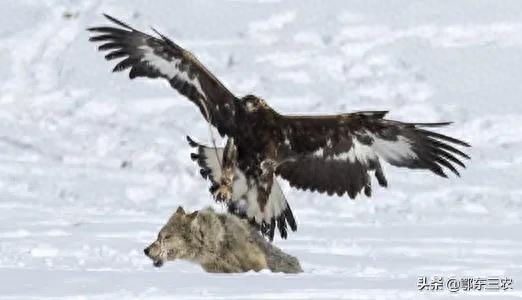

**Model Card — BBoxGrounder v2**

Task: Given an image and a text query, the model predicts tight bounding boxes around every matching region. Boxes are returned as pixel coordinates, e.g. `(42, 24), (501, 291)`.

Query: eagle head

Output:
(242, 95), (269, 113)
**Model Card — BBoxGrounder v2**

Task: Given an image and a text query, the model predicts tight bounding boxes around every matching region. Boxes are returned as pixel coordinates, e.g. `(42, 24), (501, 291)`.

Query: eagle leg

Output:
(258, 159), (276, 213)
(214, 138), (236, 203)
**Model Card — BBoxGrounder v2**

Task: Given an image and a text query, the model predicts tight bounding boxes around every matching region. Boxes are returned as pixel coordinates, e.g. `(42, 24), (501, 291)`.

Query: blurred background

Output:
(0, 0), (521, 299)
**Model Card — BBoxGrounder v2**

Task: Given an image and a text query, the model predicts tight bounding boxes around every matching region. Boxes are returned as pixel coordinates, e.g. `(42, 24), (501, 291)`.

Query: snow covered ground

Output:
(1, 0), (521, 299)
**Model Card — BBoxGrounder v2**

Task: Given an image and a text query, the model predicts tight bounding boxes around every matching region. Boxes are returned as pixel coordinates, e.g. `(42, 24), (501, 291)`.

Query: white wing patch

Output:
(139, 45), (206, 98)
(344, 137), (377, 164)
(370, 134), (417, 163)
(313, 148), (324, 157)
(313, 132), (417, 166)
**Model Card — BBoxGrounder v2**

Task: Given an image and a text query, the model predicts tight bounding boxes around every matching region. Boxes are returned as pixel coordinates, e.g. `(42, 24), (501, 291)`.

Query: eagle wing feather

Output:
(274, 111), (470, 198)
(88, 14), (238, 136)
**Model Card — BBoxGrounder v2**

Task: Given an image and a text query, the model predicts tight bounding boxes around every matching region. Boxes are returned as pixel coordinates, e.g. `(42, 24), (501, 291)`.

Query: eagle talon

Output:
(214, 184), (232, 203)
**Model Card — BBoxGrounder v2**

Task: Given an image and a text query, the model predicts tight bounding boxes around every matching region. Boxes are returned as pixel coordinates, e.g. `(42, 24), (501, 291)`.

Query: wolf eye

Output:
(163, 234), (172, 240)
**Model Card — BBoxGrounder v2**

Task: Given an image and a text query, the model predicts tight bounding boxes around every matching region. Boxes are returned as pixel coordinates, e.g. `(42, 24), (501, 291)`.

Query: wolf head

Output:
(144, 206), (197, 267)
(144, 206), (224, 268)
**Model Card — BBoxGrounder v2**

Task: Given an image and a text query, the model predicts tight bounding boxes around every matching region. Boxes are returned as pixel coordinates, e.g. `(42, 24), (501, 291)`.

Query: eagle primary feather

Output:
(89, 15), (471, 240)
(88, 14), (238, 137)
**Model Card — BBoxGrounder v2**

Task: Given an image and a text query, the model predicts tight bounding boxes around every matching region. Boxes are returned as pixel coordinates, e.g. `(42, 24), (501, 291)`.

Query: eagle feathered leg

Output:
(258, 160), (276, 240)
(258, 159), (276, 212)
(214, 138), (236, 203)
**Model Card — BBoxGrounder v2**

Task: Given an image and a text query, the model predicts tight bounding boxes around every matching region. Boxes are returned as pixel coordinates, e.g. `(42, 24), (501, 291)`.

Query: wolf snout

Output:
(144, 244), (164, 267)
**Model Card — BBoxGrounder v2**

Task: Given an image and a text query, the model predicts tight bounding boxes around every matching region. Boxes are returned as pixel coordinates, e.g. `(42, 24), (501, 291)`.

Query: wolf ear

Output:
(187, 210), (198, 220)
(176, 206), (185, 214)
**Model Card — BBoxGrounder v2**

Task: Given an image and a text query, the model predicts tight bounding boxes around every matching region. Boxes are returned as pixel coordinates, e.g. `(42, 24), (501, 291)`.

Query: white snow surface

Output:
(1, 1), (522, 299)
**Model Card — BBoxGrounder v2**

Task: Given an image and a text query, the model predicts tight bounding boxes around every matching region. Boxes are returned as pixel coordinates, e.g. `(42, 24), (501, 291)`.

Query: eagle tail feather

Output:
(283, 205), (297, 232)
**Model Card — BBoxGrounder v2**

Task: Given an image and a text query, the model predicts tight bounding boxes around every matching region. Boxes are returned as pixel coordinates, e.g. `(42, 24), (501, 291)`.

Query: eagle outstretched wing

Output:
(88, 14), (238, 136)
(274, 111), (470, 198)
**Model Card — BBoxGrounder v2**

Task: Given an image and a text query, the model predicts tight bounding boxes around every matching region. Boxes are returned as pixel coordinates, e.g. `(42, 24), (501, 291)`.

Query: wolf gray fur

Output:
(144, 206), (303, 273)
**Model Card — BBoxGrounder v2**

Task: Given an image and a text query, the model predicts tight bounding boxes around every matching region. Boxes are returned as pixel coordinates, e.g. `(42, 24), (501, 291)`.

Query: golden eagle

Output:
(88, 15), (470, 240)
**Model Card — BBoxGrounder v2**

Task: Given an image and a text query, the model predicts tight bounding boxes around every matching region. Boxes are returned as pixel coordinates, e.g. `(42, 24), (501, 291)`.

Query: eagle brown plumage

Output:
(88, 14), (471, 241)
